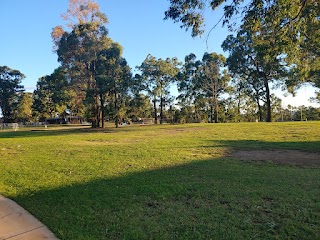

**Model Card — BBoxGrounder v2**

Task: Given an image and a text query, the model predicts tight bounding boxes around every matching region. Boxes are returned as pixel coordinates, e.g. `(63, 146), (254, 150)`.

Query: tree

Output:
(15, 92), (33, 122)
(165, 0), (320, 92)
(0, 66), (25, 123)
(96, 42), (132, 128)
(200, 52), (230, 123)
(177, 52), (230, 123)
(227, 77), (250, 122)
(127, 93), (153, 121)
(177, 53), (201, 108)
(52, 0), (111, 128)
(222, 21), (287, 122)
(32, 68), (70, 121)
(270, 94), (283, 121)
(137, 55), (180, 124)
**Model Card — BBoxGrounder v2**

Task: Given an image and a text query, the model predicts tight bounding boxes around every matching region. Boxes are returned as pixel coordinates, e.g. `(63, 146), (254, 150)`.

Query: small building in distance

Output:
(46, 116), (83, 125)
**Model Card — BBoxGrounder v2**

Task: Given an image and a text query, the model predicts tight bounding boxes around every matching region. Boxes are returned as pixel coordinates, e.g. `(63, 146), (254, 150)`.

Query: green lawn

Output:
(0, 122), (319, 239)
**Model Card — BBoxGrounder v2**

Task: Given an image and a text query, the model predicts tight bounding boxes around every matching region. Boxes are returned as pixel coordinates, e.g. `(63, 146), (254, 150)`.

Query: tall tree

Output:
(15, 92), (33, 122)
(178, 53), (230, 123)
(138, 55), (180, 124)
(177, 53), (201, 108)
(52, 0), (111, 127)
(200, 52), (230, 123)
(32, 68), (70, 121)
(96, 42), (132, 128)
(0, 66), (25, 123)
(222, 21), (287, 122)
(165, 0), (320, 92)
(127, 93), (153, 121)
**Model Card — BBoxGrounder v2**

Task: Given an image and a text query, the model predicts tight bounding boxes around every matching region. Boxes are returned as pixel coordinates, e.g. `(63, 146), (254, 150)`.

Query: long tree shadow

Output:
(0, 124), (158, 139)
(12, 156), (320, 240)
(0, 126), (122, 139)
(203, 139), (320, 153)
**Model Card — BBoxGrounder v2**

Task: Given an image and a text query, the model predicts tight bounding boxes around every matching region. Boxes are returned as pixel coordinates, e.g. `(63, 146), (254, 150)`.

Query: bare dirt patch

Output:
(228, 150), (320, 166)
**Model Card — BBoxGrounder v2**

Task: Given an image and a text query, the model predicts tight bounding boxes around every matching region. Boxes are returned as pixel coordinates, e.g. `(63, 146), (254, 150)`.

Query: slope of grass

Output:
(0, 122), (319, 239)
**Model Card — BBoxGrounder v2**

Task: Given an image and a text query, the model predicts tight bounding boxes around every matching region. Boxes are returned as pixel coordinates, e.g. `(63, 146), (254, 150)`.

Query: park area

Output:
(0, 122), (319, 239)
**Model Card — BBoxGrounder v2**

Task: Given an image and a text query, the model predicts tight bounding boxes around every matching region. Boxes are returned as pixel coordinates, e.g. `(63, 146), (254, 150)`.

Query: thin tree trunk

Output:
(256, 97), (262, 122)
(160, 96), (163, 124)
(153, 99), (158, 124)
(100, 94), (105, 128)
(209, 103), (213, 123)
(264, 78), (271, 122)
(114, 91), (119, 128)
(88, 62), (98, 128)
(214, 95), (218, 123)
(237, 90), (241, 122)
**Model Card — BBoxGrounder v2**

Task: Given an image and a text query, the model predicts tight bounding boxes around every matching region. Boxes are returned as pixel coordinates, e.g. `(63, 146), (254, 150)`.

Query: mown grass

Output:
(0, 122), (319, 239)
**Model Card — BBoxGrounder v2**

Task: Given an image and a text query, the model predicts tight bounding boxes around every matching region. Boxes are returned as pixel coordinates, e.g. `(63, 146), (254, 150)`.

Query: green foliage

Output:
(165, 0), (320, 92)
(222, 20), (289, 122)
(96, 42), (132, 128)
(14, 92), (33, 122)
(137, 55), (180, 124)
(0, 66), (25, 123)
(32, 68), (71, 121)
(127, 94), (153, 120)
(52, 0), (136, 128)
(53, 0), (112, 128)
(178, 52), (230, 123)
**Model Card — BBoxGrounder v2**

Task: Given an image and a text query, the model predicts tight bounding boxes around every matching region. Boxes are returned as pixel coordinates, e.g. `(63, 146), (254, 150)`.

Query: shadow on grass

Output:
(203, 140), (320, 152)
(13, 157), (320, 240)
(0, 125), (155, 139)
(0, 126), (122, 139)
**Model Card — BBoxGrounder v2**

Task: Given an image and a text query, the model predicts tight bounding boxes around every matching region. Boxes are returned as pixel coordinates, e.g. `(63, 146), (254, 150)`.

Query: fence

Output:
(0, 122), (47, 131)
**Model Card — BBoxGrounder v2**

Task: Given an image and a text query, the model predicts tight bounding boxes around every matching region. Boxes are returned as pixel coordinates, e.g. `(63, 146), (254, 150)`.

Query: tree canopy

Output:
(165, 0), (320, 93)
(0, 66), (25, 123)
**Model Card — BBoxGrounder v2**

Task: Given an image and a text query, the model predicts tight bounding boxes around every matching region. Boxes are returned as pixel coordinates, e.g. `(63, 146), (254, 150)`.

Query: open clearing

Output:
(0, 122), (319, 239)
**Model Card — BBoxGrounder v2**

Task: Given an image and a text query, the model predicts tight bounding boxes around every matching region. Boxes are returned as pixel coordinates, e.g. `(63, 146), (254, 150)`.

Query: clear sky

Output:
(0, 0), (318, 107)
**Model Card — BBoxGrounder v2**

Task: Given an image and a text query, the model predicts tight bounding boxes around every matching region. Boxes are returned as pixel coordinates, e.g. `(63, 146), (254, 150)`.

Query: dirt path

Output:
(228, 149), (320, 166)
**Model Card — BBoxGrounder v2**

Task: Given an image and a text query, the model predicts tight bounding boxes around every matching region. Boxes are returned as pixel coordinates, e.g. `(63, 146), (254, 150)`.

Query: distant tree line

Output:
(0, 0), (319, 127)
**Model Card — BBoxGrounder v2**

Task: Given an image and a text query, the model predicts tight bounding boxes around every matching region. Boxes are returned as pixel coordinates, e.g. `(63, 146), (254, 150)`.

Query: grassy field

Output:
(0, 122), (319, 239)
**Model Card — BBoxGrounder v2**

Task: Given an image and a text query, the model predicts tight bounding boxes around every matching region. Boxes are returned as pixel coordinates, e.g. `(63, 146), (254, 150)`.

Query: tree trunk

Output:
(237, 91), (241, 122)
(256, 97), (262, 122)
(88, 62), (99, 128)
(264, 78), (271, 122)
(153, 99), (158, 124)
(214, 95), (218, 123)
(100, 94), (105, 128)
(160, 96), (163, 124)
(96, 95), (100, 128)
(114, 91), (119, 128)
(209, 103), (213, 123)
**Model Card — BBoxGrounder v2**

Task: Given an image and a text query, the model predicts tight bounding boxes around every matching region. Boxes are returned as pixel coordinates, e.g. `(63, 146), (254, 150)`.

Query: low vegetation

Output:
(0, 122), (319, 239)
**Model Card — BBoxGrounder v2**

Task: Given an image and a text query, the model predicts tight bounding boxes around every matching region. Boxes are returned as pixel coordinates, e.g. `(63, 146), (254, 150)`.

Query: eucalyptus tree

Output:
(165, 0), (320, 93)
(227, 77), (248, 122)
(177, 53), (201, 108)
(15, 92), (33, 122)
(178, 52), (230, 123)
(32, 67), (70, 121)
(52, 0), (111, 127)
(96, 42), (132, 128)
(222, 21), (288, 122)
(127, 93), (153, 121)
(137, 55), (180, 124)
(199, 52), (230, 123)
(0, 66), (25, 123)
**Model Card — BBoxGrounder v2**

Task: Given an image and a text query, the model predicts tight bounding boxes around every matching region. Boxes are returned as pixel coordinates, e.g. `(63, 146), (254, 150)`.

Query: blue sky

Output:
(0, 0), (318, 107)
